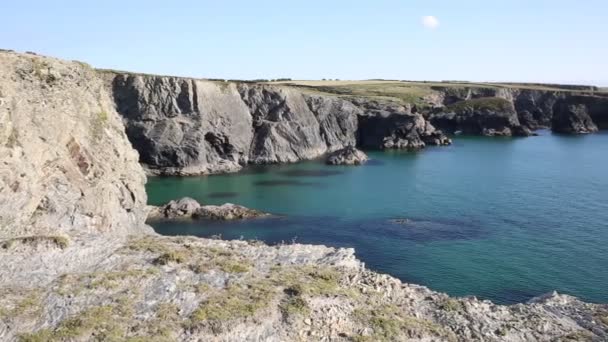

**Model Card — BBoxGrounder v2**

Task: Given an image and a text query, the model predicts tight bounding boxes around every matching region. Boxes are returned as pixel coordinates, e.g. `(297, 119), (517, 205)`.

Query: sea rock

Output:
(148, 197), (201, 219)
(147, 198), (268, 220)
(192, 203), (270, 220)
(552, 99), (600, 134)
(326, 146), (369, 165)
(357, 100), (451, 150)
(429, 97), (532, 137)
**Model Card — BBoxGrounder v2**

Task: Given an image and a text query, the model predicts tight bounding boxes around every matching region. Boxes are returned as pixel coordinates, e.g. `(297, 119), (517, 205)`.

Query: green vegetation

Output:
(154, 250), (189, 265)
(0, 290), (42, 320)
(352, 305), (456, 342)
(19, 302), (133, 342)
(446, 97), (513, 113)
(269, 265), (344, 296)
(560, 330), (595, 341)
(190, 281), (275, 325)
(279, 296), (309, 317)
(57, 268), (157, 294)
(439, 298), (465, 312)
(1, 235), (69, 250)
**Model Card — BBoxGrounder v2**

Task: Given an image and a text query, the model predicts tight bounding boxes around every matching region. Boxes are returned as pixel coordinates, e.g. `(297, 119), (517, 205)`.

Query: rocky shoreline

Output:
(100, 70), (608, 176)
(1, 50), (608, 341)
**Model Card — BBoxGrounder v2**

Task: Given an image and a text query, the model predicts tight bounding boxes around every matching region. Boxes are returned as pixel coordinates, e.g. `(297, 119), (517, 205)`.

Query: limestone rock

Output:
(0, 51), (149, 240)
(326, 146), (369, 165)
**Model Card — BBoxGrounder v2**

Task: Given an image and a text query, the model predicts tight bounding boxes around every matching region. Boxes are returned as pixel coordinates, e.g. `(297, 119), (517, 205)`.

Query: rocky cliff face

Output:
(106, 74), (448, 175)
(428, 85), (608, 135)
(0, 52), (148, 240)
(1, 51), (608, 342)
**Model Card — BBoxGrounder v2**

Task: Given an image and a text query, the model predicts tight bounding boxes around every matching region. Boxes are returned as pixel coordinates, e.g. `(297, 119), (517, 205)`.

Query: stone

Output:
(192, 203), (270, 220)
(326, 146), (369, 165)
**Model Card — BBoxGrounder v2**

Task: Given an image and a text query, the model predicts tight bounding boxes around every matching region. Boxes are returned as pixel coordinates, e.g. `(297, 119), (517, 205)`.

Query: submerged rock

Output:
(326, 146), (369, 165)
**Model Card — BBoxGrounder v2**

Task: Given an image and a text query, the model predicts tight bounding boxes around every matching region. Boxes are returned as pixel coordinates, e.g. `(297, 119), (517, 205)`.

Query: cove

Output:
(147, 132), (608, 305)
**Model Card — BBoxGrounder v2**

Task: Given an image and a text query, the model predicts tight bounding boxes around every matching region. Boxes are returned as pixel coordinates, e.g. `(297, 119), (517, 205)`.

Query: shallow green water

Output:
(148, 131), (608, 304)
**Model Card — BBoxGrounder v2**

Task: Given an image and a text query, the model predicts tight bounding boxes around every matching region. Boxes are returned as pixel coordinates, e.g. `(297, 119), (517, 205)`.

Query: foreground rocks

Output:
(2, 51), (608, 342)
(326, 146), (369, 165)
(148, 198), (269, 221)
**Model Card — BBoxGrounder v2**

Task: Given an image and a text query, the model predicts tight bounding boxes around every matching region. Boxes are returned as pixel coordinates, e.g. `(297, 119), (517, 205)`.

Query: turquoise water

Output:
(147, 131), (608, 305)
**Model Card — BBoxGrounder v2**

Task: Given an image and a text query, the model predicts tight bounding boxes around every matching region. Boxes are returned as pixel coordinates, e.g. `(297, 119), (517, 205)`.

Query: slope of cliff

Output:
(101, 72), (452, 175)
(1, 51), (608, 341)
(101, 74), (608, 176)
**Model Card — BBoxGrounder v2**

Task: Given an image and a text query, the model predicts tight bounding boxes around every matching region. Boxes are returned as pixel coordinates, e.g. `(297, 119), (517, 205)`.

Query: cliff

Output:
(1, 51), (608, 341)
(100, 73), (608, 176)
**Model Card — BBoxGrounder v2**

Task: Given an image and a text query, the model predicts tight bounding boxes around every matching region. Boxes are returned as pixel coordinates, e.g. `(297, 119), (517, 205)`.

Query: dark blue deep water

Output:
(147, 132), (608, 305)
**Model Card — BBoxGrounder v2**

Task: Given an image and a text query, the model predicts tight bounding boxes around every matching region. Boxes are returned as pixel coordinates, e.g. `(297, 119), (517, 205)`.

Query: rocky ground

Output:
(1, 50), (608, 341)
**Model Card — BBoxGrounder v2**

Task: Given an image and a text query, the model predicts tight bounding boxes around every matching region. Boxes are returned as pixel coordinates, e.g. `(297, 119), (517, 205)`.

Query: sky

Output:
(1, 0), (606, 85)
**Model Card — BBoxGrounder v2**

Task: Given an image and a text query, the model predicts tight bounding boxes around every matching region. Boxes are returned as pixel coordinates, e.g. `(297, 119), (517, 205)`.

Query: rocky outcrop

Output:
(429, 97), (533, 136)
(147, 198), (269, 221)
(193, 203), (270, 220)
(106, 73), (253, 175)
(0, 52), (149, 240)
(552, 102), (599, 134)
(105, 74), (451, 175)
(326, 146), (369, 165)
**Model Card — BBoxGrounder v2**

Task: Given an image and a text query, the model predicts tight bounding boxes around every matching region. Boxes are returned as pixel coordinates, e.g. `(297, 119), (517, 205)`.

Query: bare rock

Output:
(326, 146), (368, 165)
(193, 203), (270, 220)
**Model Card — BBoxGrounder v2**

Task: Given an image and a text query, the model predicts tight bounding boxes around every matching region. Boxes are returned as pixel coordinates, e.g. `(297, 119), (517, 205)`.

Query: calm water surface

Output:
(147, 132), (608, 304)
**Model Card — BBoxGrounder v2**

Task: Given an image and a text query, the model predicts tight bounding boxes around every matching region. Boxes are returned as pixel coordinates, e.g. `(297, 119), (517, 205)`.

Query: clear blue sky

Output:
(1, 0), (606, 85)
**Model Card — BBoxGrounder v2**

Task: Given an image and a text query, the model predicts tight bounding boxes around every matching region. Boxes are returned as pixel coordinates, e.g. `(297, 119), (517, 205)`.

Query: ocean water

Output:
(147, 131), (608, 305)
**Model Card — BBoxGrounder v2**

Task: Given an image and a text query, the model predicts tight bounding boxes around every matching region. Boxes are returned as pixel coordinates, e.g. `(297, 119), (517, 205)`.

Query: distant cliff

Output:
(101, 72), (451, 175)
(100, 72), (608, 175)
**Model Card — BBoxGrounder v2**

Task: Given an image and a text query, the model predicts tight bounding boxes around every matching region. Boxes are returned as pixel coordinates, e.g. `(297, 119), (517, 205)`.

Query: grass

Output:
(19, 303), (132, 342)
(190, 281), (275, 325)
(446, 97), (513, 113)
(154, 250), (189, 265)
(1, 235), (69, 250)
(56, 267), (158, 294)
(352, 305), (456, 342)
(0, 290), (42, 320)
(439, 298), (465, 312)
(279, 296), (310, 318)
(268, 265), (344, 297)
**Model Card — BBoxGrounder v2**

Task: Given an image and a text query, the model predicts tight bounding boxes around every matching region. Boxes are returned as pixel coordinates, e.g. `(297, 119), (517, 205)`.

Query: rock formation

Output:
(148, 198), (269, 221)
(103, 73), (451, 175)
(1, 50), (608, 341)
(326, 146), (369, 165)
(0, 52), (149, 241)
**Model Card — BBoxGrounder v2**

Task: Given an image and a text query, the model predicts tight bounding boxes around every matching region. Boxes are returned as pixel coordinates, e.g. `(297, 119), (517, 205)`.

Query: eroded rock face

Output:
(552, 102), (599, 134)
(429, 97), (532, 137)
(107, 74), (253, 175)
(326, 146), (369, 165)
(105, 75), (451, 175)
(0, 52), (149, 239)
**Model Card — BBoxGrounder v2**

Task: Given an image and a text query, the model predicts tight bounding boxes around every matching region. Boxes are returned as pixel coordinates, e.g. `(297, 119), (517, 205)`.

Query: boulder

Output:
(326, 146), (369, 165)
(193, 203), (269, 220)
